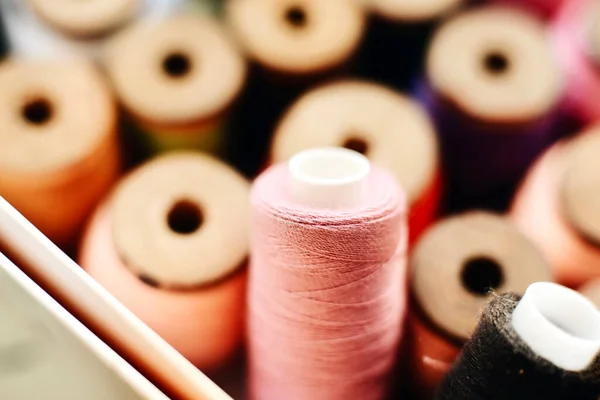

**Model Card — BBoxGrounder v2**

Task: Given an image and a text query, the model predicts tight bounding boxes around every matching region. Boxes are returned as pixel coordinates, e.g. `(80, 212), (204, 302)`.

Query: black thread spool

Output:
(418, 5), (563, 212)
(224, 0), (366, 178)
(437, 283), (600, 400)
(357, 0), (467, 91)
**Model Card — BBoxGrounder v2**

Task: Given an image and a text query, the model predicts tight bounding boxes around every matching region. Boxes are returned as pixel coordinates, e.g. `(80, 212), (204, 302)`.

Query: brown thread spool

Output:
(105, 14), (246, 158)
(409, 211), (553, 396)
(0, 57), (119, 250)
(79, 152), (249, 371)
(226, 0), (365, 78)
(272, 80), (440, 244)
(511, 125), (600, 288)
(27, 0), (139, 38)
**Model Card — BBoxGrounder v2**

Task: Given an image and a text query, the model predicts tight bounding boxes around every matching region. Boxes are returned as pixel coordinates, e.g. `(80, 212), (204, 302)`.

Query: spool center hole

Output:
(21, 98), (53, 126)
(483, 51), (510, 76)
(162, 52), (192, 78)
(342, 137), (369, 156)
(167, 199), (203, 235)
(461, 256), (504, 296)
(284, 5), (308, 28)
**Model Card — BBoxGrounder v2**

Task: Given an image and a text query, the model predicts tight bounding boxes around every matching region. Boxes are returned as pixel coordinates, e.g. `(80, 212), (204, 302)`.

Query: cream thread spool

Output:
(272, 80), (440, 244)
(0, 57), (119, 250)
(105, 14), (246, 158)
(511, 125), (600, 288)
(80, 152), (249, 371)
(0, 0), (184, 60)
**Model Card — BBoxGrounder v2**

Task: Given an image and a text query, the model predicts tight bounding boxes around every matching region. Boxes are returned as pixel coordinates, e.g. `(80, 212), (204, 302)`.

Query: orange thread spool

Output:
(80, 152), (249, 371)
(0, 57), (119, 249)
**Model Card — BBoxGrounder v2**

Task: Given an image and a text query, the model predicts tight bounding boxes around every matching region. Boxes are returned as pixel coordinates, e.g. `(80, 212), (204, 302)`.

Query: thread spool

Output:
(272, 80), (440, 244)
(249, 147), (407, 400)
(0, 58), (119, 250)
(553, 0), (600, 124)
(579, 279), (600, 310)
(437, 284), (600, 399)
(225, 0), (366, 177)
(0, 0), (183, 60)
(358, 0), (466, 90)
(409, 211), (553, 395)
(420, 5), (563, 211)
(491, 0), (565, 19)
(105, 14), (245, 161)
(79, 152), (249, 371)
(511, 125), (600, 288)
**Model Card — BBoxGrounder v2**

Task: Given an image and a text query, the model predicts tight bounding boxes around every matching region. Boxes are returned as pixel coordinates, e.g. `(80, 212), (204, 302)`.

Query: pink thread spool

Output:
(511, 125), (600, 288)
(249, 147), (407, 400)
(271, 80), (440, 245)
(553, 0), (600, 123)
(79, 152), (249, 371)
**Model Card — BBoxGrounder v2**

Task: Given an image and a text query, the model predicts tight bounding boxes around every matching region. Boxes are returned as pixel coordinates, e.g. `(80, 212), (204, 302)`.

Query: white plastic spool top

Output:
(511, 281), (600, 371)
(289, 147), (370, 209)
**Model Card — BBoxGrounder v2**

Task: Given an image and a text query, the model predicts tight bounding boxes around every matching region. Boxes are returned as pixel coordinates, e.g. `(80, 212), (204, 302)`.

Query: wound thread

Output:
(248, 161), (407, 400)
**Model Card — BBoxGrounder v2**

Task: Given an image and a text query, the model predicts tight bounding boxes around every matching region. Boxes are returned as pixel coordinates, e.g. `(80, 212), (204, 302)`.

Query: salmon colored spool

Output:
(553, 0), (600, 123)
(105, 14), (246, 157)
(79, 152), (249, 371)
(0, 58), (119, 249)
(511, 126), (600, 288)
(409, 211), (553, 395)
(27, 0), (139, 38)
(272, 80), (440, 244)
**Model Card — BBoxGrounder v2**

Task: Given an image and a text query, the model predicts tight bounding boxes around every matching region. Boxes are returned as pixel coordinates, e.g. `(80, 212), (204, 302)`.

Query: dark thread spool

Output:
(437, 292), (600, 400)
(419, 5), (563, 212)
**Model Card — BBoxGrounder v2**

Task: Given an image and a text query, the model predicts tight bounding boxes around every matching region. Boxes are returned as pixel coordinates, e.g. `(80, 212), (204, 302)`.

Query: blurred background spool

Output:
(553, 0), (600, 124)
(271, 80), (440, 244)
(357, 0), (466, 90)
(105, 14), (246, 164)
(249, 148), (407, 400)
(419, 5), (563, 212)
(492, 0), (566, 19)
(79, 152), (249, 371)
(225, 0), (366, 177)
(0, 57), (119, 251)
(409, 211), (553, 397)
(511, 125), (600, 288)
(579, 278), (600, 310)
(0, 0), (183, 60)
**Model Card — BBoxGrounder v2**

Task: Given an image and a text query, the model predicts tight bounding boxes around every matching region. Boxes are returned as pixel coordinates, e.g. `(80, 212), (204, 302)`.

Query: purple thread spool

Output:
(418, 5), (563, 211)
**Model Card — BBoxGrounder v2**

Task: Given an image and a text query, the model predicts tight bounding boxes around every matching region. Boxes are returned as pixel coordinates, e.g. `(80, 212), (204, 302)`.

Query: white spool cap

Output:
(289, 147), (370, 208)
(511, 282), (600, 371)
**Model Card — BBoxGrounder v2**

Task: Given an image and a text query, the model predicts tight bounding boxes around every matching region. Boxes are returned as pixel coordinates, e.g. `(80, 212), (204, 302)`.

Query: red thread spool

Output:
(80, 152), (249, 371)
(0, 57), (119, 249)
(409, 211), (553, 396)
(271, 80), (440, 245)
(511, 125), (600, 288)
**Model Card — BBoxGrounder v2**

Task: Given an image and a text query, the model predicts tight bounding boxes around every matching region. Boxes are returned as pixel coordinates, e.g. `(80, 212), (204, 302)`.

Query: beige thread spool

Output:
(0, 57), (119, 249)
(409, 211), (553, 394)
(272, 80), (440, 244)
(511, 125), (600, 288)
(27, 0), (140, 38)
(105, 14), (246, 156)
(226, 0), (365, 77)
(79, 152), (249, 371)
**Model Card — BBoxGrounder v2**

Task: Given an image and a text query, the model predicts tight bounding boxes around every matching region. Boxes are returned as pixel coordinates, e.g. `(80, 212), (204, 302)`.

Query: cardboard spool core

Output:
(411, 212), (552, 340)
(0, 59), (114, 175)
(106, 14), (246, 127)
(111, 152), (250, 289)
(427, 6), (561, 123)
(368, 0), (465, 22)
(561, 130), (600, 246)
(273, 81), (437, 205)
(226, 0), (365, 75)
(28, 0), (139, 37)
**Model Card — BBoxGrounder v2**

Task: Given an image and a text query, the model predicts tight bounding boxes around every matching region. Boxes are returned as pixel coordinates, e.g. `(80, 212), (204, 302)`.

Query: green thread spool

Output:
(106, 13), (246, 158)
